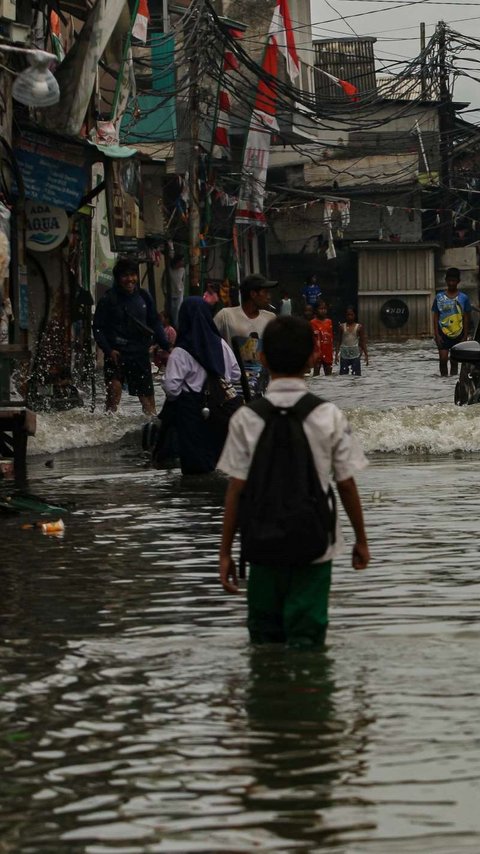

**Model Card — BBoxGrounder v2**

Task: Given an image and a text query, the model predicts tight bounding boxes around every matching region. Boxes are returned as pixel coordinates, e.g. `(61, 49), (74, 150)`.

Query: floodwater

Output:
(2, 341), (480, 853)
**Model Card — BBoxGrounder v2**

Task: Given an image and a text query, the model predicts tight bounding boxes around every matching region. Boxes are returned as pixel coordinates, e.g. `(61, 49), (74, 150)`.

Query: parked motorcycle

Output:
(451, 341), (480, 405)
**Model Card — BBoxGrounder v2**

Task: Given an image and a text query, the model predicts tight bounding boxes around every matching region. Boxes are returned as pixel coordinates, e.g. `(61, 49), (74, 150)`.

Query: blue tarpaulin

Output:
(121, 33), (177, 144)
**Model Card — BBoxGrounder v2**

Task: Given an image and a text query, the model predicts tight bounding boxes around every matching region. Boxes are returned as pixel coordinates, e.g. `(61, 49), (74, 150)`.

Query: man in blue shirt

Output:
(432, 267), (472, 376)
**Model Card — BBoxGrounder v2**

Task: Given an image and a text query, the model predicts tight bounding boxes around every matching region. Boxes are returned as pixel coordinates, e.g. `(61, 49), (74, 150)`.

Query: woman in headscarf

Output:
(162, 297), (241, 474)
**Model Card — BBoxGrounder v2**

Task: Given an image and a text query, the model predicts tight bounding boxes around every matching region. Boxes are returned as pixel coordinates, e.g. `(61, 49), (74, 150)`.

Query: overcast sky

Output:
(309, 0), (480, 116)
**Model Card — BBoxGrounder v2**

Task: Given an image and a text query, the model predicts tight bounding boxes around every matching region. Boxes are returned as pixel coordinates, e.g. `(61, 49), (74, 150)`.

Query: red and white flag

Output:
(318, 68), (359, 101)
(269, 0), (300, 84)
(235, 42), (279, 226)
(132, 0), (149, 43)
(213, 29), (244, 159)
(236, 0), (298, 226)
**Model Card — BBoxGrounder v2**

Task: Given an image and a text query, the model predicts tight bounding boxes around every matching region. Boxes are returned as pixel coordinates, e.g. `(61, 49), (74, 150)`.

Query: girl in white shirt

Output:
(163, 297), (241, 474)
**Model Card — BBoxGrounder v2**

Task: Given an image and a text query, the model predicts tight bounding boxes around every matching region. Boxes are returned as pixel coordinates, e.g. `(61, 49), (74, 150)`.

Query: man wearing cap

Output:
(214, 274), (277, 397)
(432, 267), (472, 376)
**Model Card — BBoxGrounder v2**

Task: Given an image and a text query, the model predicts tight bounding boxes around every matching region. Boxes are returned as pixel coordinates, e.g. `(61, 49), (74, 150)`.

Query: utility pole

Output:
(420, 22), (426, 100)
(438, 20), (453, 248)
(187, 1), (202, 295)
(163, 0), (169, 33)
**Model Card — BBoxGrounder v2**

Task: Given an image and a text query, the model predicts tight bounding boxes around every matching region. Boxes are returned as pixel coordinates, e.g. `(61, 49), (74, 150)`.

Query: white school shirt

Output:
(217, 377), (368, 563)
(163, 340), (241, 398)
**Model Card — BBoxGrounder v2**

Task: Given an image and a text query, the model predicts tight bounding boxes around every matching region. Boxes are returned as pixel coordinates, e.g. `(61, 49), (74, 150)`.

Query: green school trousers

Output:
(247, 561), (332, 647)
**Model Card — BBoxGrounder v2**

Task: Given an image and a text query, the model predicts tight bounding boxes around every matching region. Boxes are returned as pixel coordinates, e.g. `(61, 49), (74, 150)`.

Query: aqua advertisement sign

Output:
(25, 202), (69, 252)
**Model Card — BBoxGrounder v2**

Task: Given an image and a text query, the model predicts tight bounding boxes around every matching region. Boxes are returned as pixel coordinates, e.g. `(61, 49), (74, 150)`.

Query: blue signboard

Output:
(14, 132), (89, 211)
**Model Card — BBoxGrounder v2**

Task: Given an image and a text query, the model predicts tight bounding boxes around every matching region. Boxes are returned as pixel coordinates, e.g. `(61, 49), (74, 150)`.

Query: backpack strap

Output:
(291, 392), (326, 421)
(247, 397), (277, 422)
(248, 392), (325, 423)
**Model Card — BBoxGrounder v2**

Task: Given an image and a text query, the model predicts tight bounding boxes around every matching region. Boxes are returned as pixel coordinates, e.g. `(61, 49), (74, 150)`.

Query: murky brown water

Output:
(2, 343), (480, 852)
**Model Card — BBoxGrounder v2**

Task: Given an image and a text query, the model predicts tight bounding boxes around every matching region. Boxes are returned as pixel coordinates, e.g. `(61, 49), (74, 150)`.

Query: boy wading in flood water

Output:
(335, 306), (368, 376)
(432, 267), (472, 377)
(217, 315), (370, 647)
(311, 300), (334, 376)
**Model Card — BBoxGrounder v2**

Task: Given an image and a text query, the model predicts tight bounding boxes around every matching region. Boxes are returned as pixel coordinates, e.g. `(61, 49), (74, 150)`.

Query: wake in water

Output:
(351, 402), (480, 454)
(26, 343), (480, 457)
(30, 407), (148, 456)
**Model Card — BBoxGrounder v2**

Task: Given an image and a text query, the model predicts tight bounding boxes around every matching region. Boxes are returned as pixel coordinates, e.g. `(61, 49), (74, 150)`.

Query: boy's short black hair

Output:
(263, 316), (314, 374)
(113, 257), (138, 281)
(445, 267), (460, 281)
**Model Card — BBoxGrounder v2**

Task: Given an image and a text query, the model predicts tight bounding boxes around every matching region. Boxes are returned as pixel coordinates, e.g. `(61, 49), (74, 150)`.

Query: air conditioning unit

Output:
(0, 0), (16, 22)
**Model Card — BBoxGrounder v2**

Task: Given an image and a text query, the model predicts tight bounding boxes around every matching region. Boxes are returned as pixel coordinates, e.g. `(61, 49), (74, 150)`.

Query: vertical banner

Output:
(91, 163), (116, 295)
(235, 0), (300, 228)
(234, 111), (278, 226)
(235, 40), (279, 227)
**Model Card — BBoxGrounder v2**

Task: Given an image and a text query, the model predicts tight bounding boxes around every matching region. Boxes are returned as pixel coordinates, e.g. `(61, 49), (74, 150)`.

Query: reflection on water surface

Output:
(2, 343), (480, 852)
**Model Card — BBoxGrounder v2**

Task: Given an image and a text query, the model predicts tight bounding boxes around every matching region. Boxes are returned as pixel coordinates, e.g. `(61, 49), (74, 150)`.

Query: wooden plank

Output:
(0, 408), (36, 435)
(0, 346), (30, 356)
(23, 409), (36, 436)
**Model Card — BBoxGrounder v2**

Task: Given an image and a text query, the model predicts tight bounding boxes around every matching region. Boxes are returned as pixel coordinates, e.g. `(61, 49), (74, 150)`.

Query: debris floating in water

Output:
(21, 519), (65, 535)
(40, 519), (65, 534)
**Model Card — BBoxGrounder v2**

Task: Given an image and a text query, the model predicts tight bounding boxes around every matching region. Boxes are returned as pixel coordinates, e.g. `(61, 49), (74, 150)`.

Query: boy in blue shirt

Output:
(217, 315), (370, 647)
(302, 274), (322, 309)
(432, 267), (472, 376)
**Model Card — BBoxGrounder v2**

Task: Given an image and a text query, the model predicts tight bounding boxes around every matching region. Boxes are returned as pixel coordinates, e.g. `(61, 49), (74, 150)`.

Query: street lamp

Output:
(0, 44), (60, 107)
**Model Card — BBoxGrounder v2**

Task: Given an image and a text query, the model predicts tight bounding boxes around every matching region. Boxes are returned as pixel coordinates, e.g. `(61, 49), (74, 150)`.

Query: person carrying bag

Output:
(157, 297), (242, 474)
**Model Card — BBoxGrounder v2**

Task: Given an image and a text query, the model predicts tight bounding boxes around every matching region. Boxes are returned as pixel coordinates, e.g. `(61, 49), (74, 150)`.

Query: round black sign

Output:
(380, 298), (409, 329)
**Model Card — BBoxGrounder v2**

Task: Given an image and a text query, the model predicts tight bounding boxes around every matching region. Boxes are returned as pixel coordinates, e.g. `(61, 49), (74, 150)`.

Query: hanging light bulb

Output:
(11, 50), (60, 108)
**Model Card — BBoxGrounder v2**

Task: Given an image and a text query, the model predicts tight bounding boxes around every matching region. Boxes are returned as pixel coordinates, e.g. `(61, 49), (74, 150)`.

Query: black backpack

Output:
(238, 393), (336, 567)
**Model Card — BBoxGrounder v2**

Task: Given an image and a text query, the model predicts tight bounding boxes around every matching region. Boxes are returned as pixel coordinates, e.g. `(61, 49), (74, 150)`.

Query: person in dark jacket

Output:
(93, 258), (169, 414)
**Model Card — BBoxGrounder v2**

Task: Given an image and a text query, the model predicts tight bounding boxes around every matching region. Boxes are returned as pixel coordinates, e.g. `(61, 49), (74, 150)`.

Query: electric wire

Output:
(70, 0), (480, 248)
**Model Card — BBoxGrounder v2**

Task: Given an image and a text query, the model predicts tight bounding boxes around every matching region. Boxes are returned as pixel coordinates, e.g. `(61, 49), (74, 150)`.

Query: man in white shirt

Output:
(214, 274), (277, 397)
